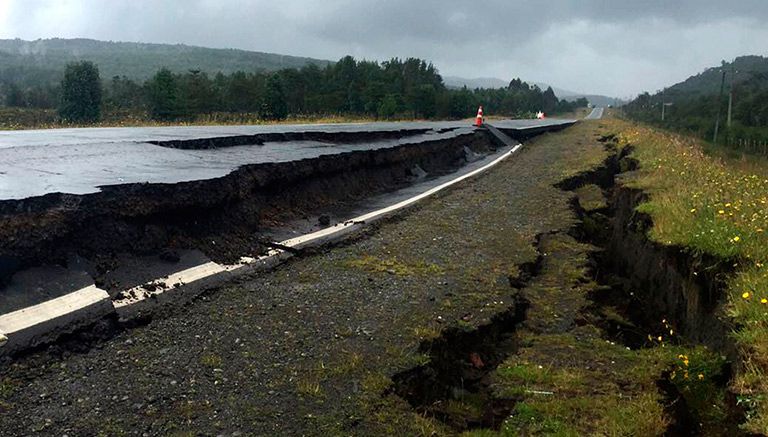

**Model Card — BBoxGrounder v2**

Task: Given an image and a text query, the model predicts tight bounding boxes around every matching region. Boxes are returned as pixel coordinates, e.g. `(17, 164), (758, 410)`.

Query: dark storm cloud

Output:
(1, 0), (767, 97)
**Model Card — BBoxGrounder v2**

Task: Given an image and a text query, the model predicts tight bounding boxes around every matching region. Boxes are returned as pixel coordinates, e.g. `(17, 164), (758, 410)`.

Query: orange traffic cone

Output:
(474, 106), (484, 126)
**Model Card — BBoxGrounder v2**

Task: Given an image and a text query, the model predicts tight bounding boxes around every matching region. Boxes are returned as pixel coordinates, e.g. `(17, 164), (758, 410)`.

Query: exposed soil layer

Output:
(563, 139), (744, 433)
(148, 128), (439, 149)
(392, 258), (536, 431)
(563, 138), (735, 357)
(392, 138), (745, 434)
(0, 130), (495, 289)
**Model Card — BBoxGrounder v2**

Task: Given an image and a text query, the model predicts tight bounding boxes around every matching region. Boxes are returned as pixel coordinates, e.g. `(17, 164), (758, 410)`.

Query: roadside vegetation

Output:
(624, 55), (768, 154)
(605, 117), (768, 433)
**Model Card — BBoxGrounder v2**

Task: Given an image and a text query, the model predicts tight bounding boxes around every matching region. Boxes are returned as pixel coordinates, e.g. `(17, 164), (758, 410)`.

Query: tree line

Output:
(624, 70), (768, 149)
(1, 56), (586, 123)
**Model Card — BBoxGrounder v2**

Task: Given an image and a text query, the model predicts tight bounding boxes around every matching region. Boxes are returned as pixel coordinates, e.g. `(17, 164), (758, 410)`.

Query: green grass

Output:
(607, 119), (768, 433)
(574, 184), (607, 211)
(345, 254), (445, 277)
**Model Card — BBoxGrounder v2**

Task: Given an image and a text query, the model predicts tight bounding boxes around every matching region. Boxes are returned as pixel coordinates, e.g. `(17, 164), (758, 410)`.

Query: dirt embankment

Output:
(0, 130), (495, 287)
(563, 138), (743, 431)
(392, 137), (744, 435)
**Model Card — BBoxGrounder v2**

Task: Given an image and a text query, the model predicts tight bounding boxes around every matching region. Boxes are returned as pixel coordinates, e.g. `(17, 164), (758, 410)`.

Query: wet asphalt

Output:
(0, 119), (572, 200)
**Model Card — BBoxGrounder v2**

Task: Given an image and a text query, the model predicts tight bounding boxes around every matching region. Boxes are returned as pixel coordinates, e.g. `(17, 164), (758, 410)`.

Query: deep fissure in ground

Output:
(392, 138), (743, 434)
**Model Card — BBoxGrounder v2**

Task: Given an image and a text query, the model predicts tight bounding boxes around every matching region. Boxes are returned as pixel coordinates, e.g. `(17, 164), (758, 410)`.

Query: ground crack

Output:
(389, 236), (553, 432)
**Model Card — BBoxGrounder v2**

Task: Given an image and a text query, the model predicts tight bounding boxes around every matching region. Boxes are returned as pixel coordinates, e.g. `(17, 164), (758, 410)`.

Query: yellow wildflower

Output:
(743, 292), (751, 299)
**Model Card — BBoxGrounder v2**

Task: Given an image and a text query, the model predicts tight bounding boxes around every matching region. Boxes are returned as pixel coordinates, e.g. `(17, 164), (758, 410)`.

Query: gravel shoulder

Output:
(0, 121), (617, 436)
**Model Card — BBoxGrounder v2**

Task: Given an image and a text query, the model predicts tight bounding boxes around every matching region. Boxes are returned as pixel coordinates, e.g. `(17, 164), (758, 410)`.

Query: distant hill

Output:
(663, 55), (768, 97)
(625, 55), (768, 144)
(445, 75), (622, 107)
(0, 38), (331, 81)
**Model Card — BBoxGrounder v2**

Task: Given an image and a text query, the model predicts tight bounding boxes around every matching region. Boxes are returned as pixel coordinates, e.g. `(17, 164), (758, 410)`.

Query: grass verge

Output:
(608, 118), (768, 433)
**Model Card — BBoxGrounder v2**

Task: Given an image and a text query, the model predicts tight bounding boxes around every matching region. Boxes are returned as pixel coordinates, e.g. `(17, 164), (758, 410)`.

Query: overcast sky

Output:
(1, 0), (767, 98)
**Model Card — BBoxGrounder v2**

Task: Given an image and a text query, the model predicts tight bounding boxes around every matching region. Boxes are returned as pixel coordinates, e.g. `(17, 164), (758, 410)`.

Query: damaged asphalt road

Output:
(0, 121), (612, 435)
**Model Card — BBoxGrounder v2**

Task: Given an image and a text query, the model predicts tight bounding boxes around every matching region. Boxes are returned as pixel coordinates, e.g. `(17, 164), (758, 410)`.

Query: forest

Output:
(0, 54), (585, 124)
(623, 56), (768, 150)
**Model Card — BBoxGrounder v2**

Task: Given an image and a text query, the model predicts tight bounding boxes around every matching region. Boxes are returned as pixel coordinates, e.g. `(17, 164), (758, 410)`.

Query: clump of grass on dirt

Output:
(483, 334), (727, 436)
(573, 184), (607, 211)
(608, 119), (768, 433)
(345, 254), (444, 276)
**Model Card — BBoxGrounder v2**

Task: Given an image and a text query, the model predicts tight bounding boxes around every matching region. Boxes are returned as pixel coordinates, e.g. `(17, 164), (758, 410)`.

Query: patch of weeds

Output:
(296, 376), (324, 398)
(199, 352), (223, 368)
(500, 393), (667, 436)
(329, 351), (364, 375)
(494, 360), (587, 399)
(666, 348), (730, 428)
(386, 343), (431, 369)
(365, 394), (447, 437)
(0, 377), (18, 399)
(456, 319), (475, 332)
(345, 254), (444, 277)
(441, 394), (490, 429)
(173, 400), (212, 422)
(502, 401), (572, 436)
(362, 372), (392, 394)
(573, 184), (607, 211)
(413, 325), (442, 341)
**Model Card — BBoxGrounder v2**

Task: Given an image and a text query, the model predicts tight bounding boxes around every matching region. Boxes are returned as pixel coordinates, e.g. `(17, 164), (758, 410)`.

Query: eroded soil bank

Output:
(392, 135), (744, 435)
(0, 130), (495, 295)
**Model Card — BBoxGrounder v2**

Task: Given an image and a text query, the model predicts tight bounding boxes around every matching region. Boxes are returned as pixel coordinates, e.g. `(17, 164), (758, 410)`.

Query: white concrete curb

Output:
(0, 285), (112, 354)
(110, 142), (522, 317)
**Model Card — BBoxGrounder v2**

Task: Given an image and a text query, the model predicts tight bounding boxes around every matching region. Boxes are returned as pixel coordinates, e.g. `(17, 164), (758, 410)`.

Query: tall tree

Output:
(541, 86), (559, 113)
(261, 74), (288, 120)
(59, 61), (102, 122)
(146, 68), (180, 120)
(4, 83), (25, 107)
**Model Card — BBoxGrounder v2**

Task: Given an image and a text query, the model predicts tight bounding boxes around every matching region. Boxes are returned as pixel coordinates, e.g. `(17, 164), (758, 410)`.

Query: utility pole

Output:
(727, 62), (735, 128)
(662, 103), (672, 122)
(713, 69), (726, 145)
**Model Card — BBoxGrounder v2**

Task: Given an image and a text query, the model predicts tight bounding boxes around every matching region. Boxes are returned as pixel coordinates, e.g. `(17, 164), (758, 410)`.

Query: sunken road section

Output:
(0, 120), (574, 357)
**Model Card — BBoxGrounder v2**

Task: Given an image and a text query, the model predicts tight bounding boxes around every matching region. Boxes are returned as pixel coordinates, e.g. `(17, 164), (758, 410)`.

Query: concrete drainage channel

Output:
(0, 122), (572, 358)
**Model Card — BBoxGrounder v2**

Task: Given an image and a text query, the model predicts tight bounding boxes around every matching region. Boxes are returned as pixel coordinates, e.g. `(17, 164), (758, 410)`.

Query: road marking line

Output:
(0, 285), (109, 334)
(281, 145), (520, 248)
(114, 142), (522, 308)
(2, 133), (528, 331)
